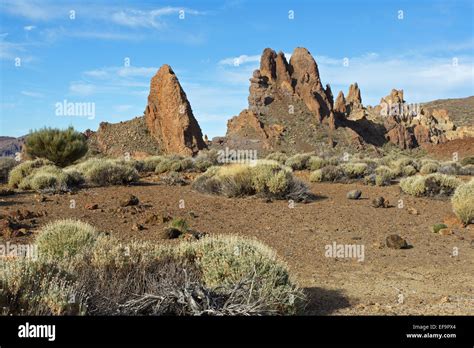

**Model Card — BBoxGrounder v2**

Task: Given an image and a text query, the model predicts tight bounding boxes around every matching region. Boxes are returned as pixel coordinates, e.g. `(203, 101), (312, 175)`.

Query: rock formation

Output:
(144, 64), (206, 156)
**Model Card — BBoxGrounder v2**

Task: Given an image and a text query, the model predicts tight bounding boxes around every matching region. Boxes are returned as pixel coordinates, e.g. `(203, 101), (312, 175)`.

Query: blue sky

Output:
(1, 0), (473, 138)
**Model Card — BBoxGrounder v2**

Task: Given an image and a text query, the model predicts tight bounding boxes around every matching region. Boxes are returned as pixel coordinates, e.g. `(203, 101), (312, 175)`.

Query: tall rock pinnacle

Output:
(144, 64), (206, 156)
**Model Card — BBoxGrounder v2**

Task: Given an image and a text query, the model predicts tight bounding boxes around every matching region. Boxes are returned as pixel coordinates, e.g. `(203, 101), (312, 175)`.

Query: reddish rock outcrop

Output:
(346, 83), (362, 110)
(334, 91), (347, 115)
(145, 64), (206, 156)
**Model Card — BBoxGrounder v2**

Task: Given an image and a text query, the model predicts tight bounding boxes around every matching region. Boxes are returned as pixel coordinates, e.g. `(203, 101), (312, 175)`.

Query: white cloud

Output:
(115, 104), (133, 112)
(315, 52), (474, 104)
(21, 90), (43, 98)
(69, 83), (96, 96)
(219, 54), (260, 66)
(23, 25), (36, 31)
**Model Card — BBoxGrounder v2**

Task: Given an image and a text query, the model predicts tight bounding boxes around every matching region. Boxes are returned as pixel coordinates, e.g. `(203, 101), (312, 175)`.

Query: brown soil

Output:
(422, 138), (474, 160)
(1, 175), (473, 315)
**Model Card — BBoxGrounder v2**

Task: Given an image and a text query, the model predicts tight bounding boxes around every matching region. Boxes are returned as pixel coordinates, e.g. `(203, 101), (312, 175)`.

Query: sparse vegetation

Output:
(400, 173), (462, 197)
(193, 162), (314, 201)
(0, 157), (17, 183)
(8, 158), (53, 188)
(74, 158), (139, 186)
(451, 179), (474, 225)
(0, 220), (303, 315)
(285, 153), (312, 170)
(25, 127), (88, 167)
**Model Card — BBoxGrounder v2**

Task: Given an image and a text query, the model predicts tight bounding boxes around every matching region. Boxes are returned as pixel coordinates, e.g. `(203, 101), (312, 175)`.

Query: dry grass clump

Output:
(0, 221), (303, 315)
(74, 158), (139, 186)
(341, 162), (368, 179)
(420, 161), (439, 174)
(309, 165), (344, 182)
(451, 179), (474, 225)
(284, 153), (313, 170)
(265, 152), (288, 164)
(8, 158), (53, 188)
(193, 162), (314, 201)
(155, 156), (193, 174)
(400, 173), (462, 197)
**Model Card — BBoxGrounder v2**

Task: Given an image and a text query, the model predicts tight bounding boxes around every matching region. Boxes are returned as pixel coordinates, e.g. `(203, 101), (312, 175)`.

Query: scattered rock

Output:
(263, 197), (273, 203)
(132, 223), (144, 231)
(189, 211), (198, 218)
(431, 223), (448, 234)
(347, 190), (362, 200)
(408, 207), (419, 215)
(386, 234), (409, 249)
(35, 194), (46, 202)
(120, 194), (139, 207)
(372, 196), (388, 208)
(438, 228), (453, 236)
(165, 227), (182, 239)
(85, 203), (99, 210)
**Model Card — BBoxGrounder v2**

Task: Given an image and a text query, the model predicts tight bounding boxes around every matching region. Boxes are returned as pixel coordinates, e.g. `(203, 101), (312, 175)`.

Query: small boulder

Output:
(120, 194), (139, 207)
(85, 203), (99, 210)
(132, 223), (144, 231)
(438, 228), (453, 236)
(386, 234), (409, 249)
(408, 207), (419, 215)
(165, 227), (182, 239)
(347, 190), (362, 200)
(372, 196), (388, 208)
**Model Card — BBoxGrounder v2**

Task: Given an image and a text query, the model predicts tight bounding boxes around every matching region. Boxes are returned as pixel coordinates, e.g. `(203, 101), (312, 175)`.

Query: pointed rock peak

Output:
(381, 89), (405, 105)
(347, 83), (362, 108)
(289, 47), (320, 82)
(260, 48), (277, 81)
(334, 91), (347, 114)
(145, 64), (206, 156)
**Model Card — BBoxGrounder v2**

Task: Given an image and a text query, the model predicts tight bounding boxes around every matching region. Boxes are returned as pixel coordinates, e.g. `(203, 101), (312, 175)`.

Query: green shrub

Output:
(265, 152), (288, 164)
(461, 156), (474, 166)
(141, 156), (165, 172)
(2, 220), (304, 315)
(193, 163), (313, 201)
(18, 165), (76, 192)
(0, 157), (17, 183)
(36, 219), (99, 262)
(420, 162), (439, 174)
(341, 162), (368, 178)
(451, 179), (474, 225)
(176, 235), (303, 314)
(402, 165), (417, 176)
(324, 165), (344, 181)
(155, 156), (193, 173)
(285, 153), (312, 170)
(309, 169), (323, 182)
(169, 217), (189, 233)
(400, 174), (462, 197)
(459, 165), (474, 176)
(0, 259), (86, 315)
(25, 127), (88, 167)
(8, 158), (53, 188)
(308, 156), (328, 171)
(375, 172), (392, 186)
(76, 158), (139, 186)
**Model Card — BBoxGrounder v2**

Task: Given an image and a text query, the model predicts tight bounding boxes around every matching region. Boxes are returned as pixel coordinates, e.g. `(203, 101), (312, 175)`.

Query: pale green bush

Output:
(36, 219), (99, 262)
(8, 158), (53, 188)
(451, 179), (474, 225)
(400, 173), (462, 197)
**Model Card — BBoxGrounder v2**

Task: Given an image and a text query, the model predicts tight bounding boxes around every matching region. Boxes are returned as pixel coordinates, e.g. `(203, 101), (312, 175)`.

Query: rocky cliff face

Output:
(144, 64), (206, 156)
